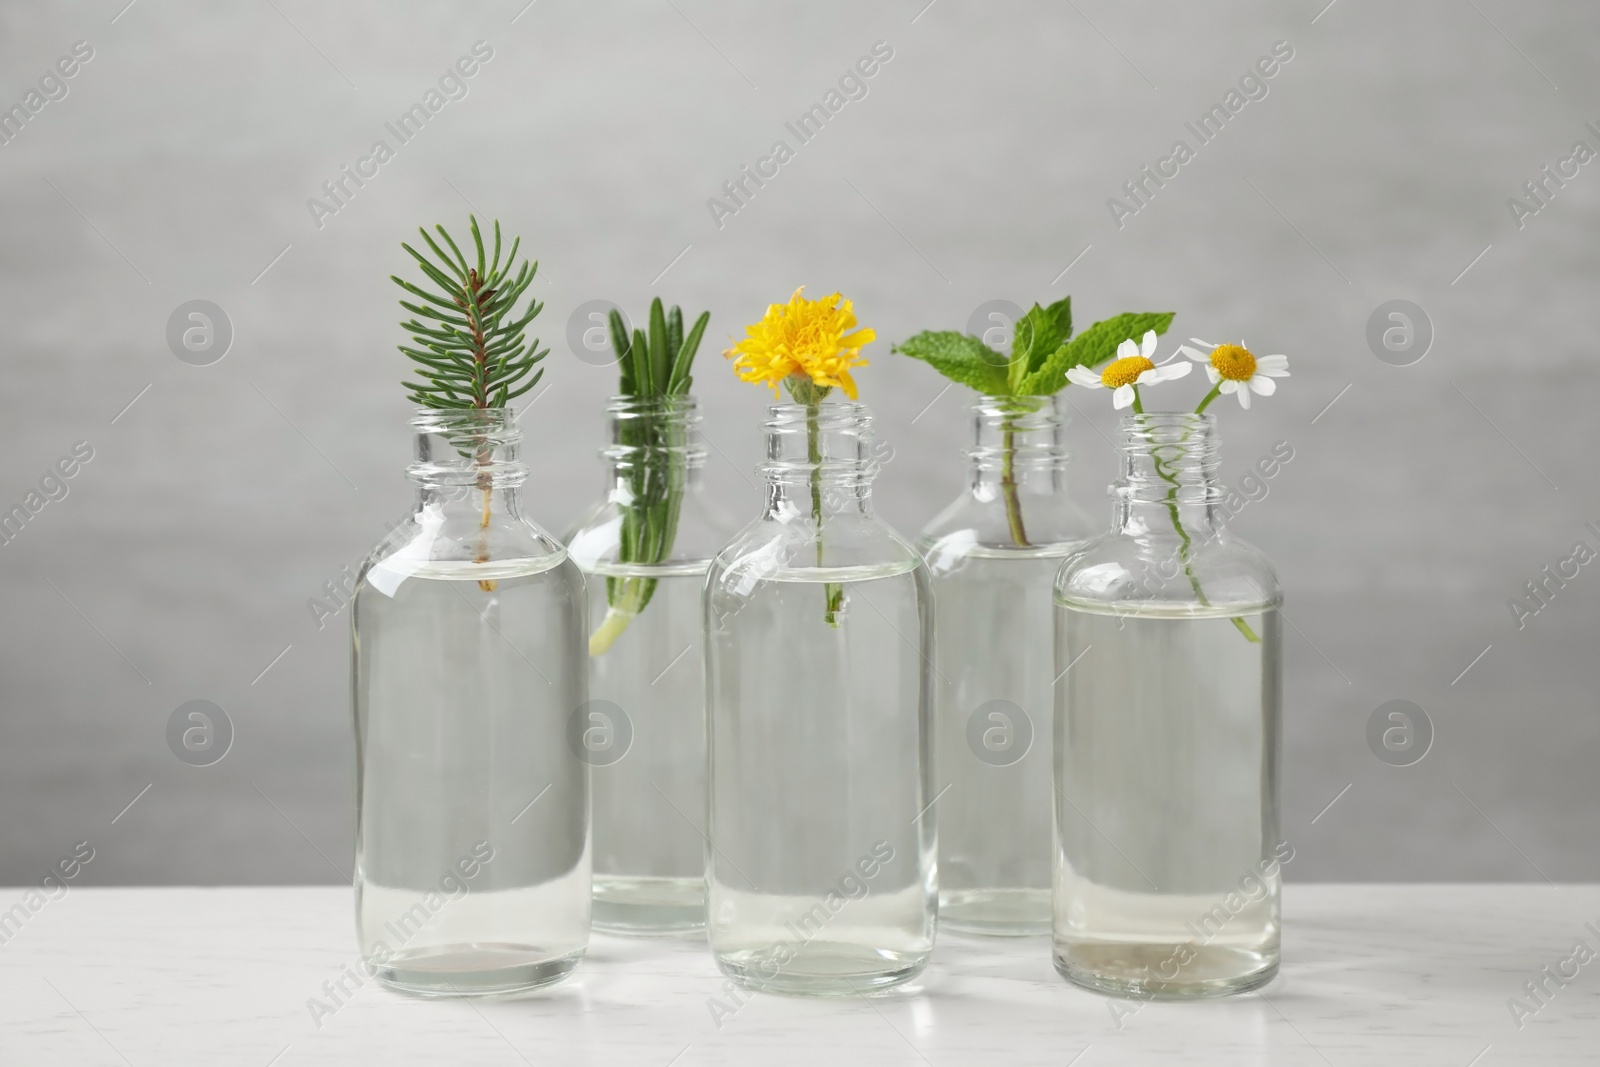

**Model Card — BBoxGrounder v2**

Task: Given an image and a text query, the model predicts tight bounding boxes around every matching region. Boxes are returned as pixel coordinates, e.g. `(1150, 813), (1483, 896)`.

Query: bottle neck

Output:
(408, 407), (526, 519)
(602, 395), (707, 498)
(1112, 412), (1223, 537)
(966, 394), (1070, 495)
(760, 401), (881, 519)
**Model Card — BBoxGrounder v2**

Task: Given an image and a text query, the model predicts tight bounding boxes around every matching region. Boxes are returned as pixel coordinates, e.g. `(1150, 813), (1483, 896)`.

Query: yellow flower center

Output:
(1100, 355), (1153, 389)
(1210, 344), (1257, 381)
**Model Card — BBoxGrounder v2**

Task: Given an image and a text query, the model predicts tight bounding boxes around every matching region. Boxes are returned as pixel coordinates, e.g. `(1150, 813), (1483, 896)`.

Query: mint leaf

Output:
(894, 331), (1010, 395)
(1020, 311), (1174, 395)
(1008, 299), (1076, 389)
(1043, 295), (1072, 345)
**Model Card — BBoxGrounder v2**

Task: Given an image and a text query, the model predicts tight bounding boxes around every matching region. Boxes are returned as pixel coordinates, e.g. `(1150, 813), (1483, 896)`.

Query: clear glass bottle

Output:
(919, 394), (1093, 936)
(352, 407), (590, 996)
(565, 395), (732, 934)
(1052, 412), (1282, 998)
(705, 401), (936, 995)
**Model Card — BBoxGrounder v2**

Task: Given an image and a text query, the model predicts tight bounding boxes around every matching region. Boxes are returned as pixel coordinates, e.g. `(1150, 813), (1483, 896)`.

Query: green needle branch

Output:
(391, 215), (548, 592)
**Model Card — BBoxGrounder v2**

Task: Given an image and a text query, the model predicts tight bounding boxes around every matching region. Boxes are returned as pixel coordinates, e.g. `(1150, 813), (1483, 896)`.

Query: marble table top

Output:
(2, 885), (1595, 1065)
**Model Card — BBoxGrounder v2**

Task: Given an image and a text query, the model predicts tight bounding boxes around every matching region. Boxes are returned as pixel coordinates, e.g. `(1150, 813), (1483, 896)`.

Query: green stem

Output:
(807, 397), (845, 626)
(999, 410), (1030, 547)
(1149, 439), (1260, 643)
(590, 399), (684, 655)
(1194, 382), (1222, 415)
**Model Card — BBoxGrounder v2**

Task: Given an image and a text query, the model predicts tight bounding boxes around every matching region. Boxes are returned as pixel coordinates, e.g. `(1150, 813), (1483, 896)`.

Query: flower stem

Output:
(806, 396), (846, 626)
(1150, 444), (1259, 643)
(999, 410), (1030, 547)
(1194, 383), (1222, 415)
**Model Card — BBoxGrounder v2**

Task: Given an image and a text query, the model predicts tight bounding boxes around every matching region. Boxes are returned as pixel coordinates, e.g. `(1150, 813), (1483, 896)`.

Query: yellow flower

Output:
(725, 287), (874, 399)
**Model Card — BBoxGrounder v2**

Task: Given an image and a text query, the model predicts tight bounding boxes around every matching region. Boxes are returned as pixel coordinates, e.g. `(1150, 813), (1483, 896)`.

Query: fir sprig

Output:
(392, 216), (547, 410)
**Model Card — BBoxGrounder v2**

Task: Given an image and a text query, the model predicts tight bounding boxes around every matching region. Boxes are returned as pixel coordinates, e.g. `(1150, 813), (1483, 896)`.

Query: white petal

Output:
(1255, 354), (1290, 376)
(1235, 385), (1252, 409)
(1157, 361), (1193, 381)
(1117, 338), (1138, 360)
(1112, 384), (1136, 409)
(1206, 365), (1220, 385)
(1066, 366), (1103, 388)
(1178, 345), (1209, 362)
(1189, 337), (1217, 349)
(1139, 330), (1158, 358)
(1249, 375), (1276, 396)
(1219, 379), (1240, 393)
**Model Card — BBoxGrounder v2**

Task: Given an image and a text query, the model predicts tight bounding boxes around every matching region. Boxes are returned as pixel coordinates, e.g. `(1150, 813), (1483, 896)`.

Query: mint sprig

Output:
(893, 298), (1175, 546)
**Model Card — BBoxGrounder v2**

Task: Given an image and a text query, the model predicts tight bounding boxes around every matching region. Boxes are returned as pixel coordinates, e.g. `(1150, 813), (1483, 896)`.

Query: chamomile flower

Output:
(1065, 330), (1191, 409)
(1177, 338), (1290, 411)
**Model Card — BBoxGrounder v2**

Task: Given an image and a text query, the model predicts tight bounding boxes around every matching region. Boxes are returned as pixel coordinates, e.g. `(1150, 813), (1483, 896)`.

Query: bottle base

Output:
(593, 876), (706, 935)
(715, 942), (929, 997)
(374, 943), (585, 998)
(1053, 942), (1278, 999)
(939, 887), (1051, 937)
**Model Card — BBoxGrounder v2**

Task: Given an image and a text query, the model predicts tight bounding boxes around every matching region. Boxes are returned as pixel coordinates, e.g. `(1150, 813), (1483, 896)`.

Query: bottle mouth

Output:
(606, 394), (701, 419)
(970, 393), (1053, 419)
(603, 394), (705, 465)
(1113, 412), (1220, 502)
(1118, 411), (1216, 443)
(409, 406), (526, 486)
(967, 393), (1068, 469)
(410, 405), (521, 442)
(761, 400), (872, 432)
(759, 401), (881, 485)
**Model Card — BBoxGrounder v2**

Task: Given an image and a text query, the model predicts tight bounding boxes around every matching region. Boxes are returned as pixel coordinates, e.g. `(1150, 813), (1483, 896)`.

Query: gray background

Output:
(1, 0), (1594, 886)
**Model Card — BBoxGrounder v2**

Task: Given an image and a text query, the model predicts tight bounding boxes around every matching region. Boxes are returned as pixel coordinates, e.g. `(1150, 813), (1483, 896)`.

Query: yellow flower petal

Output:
(725, 288), (874, 398)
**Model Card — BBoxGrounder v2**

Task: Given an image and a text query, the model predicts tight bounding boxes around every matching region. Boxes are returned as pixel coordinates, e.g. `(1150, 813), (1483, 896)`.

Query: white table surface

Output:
(2, 885), (1595, 1065)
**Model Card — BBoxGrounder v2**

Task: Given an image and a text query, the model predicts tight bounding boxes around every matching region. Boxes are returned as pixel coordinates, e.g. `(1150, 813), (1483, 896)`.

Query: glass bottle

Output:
(919, 394), (1093, 936)
(352, 407), (589, 996)
(1052, 412), (1283, 998)
(565, 395), (732, 934)
(705, 401), (936, 995)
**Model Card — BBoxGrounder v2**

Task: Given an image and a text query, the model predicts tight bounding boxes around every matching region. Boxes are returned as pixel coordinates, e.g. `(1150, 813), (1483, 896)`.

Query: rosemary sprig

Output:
(589, 297), (710, 655)
(391, 216), (547, 590)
